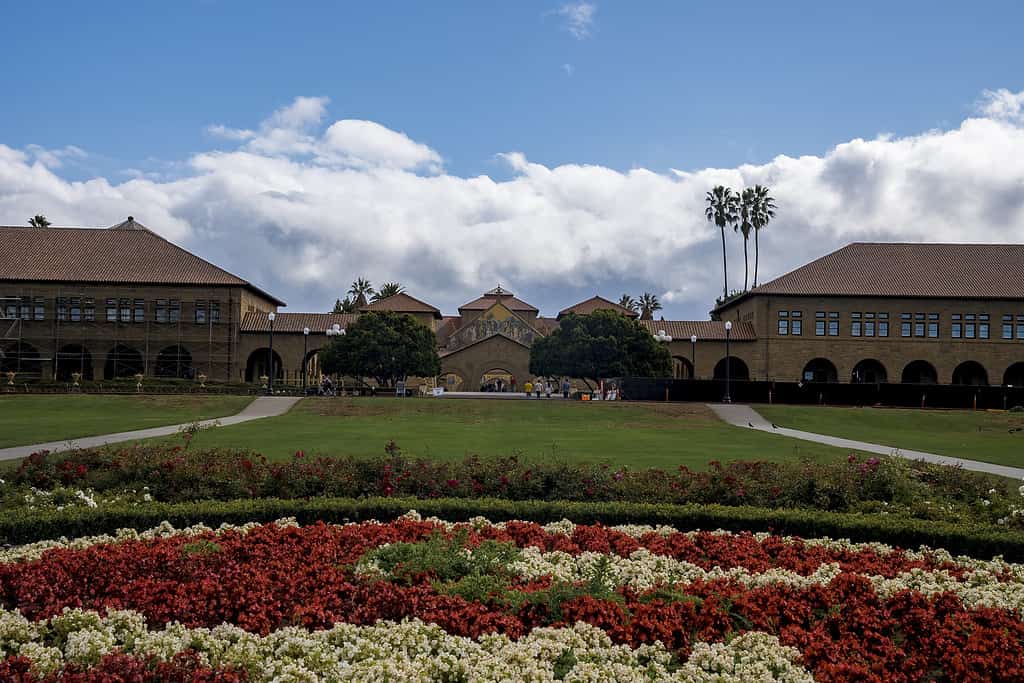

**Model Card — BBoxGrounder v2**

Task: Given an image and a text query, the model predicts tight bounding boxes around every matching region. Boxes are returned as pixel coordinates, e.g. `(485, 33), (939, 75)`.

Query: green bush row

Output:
(4, 496), (1024, 561)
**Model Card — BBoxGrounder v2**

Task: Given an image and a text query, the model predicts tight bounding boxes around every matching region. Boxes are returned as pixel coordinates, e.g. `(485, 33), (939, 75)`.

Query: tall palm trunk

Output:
(753, 229), (760, 288)
(719, 226), (728, 300)
(743, 237), (749, 291)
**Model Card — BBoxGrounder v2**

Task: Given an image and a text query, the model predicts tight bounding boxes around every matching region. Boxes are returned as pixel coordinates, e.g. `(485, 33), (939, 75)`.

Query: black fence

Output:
(611, 377), (1024, 410)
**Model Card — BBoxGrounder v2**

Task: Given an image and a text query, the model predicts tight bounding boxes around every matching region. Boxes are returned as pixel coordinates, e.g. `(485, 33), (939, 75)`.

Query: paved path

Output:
(0, 396), (301, 462)
(708, 403), (1024, 479)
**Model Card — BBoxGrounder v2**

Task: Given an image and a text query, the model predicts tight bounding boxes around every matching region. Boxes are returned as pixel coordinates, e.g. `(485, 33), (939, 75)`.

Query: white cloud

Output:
(205, 124), (256, 141)
(555, 2), (595, 39)
(562, 63), (575, 77)
(978, 88), (1024, 123)
(3, 90), (1024, 319)
(24, 144), (87, 169)
(320, 120), (442, 171)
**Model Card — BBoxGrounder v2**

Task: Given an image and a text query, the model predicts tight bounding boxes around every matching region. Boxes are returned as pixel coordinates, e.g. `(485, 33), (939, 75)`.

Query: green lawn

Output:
(757, 404), (1024, 468)
(144, 398), (861, 468)
(0, 395), (254, 448)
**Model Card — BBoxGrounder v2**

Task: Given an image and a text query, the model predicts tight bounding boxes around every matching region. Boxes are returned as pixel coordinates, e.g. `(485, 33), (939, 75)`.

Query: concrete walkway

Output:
(0, 396), (302, 462)
(707, 403), (1024, 479)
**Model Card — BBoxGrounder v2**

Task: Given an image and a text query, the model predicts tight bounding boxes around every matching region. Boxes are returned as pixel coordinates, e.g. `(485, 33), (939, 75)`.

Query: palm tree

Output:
(750, 185), (776, 288)
(736, 187), (755, 291)
(705, 186), (738, 301)
(28, 215), (50, 228)
(332, 297), (358, 313)
(638, 292), (662, 320)
(347, 278), (375, 307)
(618, 294), (639, 314)
(372, 282), (405, 301)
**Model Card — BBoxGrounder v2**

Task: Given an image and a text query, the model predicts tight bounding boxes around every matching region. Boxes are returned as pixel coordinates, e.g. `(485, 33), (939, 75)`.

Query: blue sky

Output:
(2, 2), (1024, 318)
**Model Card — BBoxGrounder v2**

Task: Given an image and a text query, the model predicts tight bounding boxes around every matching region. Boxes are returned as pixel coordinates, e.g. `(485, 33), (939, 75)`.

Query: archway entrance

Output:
(154, 345), (193, 379)
(851, 359), (887, 384)
(901, 360), (937, 385)
(672, 356), (694, 379)
(55, 344), (93, 381)
(1004, 362), (1024, 388)
(104, 344), (143, 379)
(713, 356), (750, 381)
(245, 348), (283, 383)
(440, 372), (465, 391)
(802, 358), (838, 383)
(480, 368), (513, 392)
(0, 342), (43, 377)
(952, 361), (988, 386)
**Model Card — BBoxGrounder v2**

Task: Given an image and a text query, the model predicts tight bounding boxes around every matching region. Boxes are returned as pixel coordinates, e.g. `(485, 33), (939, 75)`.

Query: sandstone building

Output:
(3, 220), (1023, 390)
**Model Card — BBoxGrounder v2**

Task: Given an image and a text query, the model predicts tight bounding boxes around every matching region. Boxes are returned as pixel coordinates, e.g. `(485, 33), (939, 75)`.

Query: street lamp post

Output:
(723, 320), (732, 403)
(325, 324), (346, 392)
(302, 326), (310, 394)
(266, 312), (276, 395)
(690, 334), (697, 380)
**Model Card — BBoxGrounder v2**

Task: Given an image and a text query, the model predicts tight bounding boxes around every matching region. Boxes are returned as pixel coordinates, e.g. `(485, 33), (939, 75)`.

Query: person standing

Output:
(535, 378), (543, 398)
(511, 375), (517, 393)
(524, 380), (533, 397)
(545, 380), (552, 398)
(562, 377), (570, 399)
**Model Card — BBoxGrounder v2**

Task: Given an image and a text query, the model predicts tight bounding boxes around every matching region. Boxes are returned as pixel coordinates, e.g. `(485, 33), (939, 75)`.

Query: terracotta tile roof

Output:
(241, 312), (358, 333)
(558, 295), (638, 318)
(459, 286), (538, 312)
(534, 317), (561, 335)
(361, 292), (442, 318)
(639, 320), (757, 341)
(748, 243), (1024, 301)
(0, 221), (285, 305)
(435, 316), (462, 345)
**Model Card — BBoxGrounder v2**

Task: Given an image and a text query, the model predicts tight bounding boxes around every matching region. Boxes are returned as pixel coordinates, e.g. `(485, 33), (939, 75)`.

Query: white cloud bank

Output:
(2, 92), (1024, 318)
(555, 2), (596, 40)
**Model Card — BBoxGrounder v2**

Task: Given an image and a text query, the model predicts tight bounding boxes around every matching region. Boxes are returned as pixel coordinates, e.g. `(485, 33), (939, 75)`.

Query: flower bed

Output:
(7, 443), (1015, 527)
(4, 514), (1024, 681)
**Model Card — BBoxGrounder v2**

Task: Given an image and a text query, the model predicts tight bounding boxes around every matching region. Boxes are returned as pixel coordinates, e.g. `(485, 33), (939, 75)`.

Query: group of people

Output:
(478, 376), (572, 398)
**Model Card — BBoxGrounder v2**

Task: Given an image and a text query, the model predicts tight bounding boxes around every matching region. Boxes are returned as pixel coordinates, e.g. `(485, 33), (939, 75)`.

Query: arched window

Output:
(802, 358), (838, 383)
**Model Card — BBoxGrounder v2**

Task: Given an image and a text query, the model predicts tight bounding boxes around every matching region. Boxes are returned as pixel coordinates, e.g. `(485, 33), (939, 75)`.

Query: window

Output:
(980, 314), (990, 339)
(83, 298), (95, 322)
(70, 298), (81, 322)
(169, 300), (181, 323)
(119, 298), (131, 323)
(792, 318), (802, 335)
(965, 313), (976, 339)
(19, 297), (30, 320)
(1018, 315), (1024, 340)
(878, 313), (889, 337)
(828, 312), (839, 336)
(815, 311), (826, 336)
(900, 313), (912, 337)
(1, 299), (15, 319)
(1004, 315), (1014, 340)
(195, 300), (207, 324)
(106, 298), (117, 323)
(57, 298), (68, 322)
(914, 312), (926, 338)
(209, 301), (220, 323)
(928, 313), (939, 338)
(33, 297), (44, 321)
(851, 312), (862, 337)
(778, 319), (788, 335)
(155, 300), (168, 323)
(133, 299), (145, 323)
(952, 314), (962, 339)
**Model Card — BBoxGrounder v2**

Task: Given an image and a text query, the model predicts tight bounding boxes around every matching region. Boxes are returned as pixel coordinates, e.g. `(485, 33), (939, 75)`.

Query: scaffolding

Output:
(0, 285), (239, 382)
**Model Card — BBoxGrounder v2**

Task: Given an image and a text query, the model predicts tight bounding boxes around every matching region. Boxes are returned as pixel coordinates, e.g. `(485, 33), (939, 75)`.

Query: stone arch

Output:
(104, 344), (144, 379)
(851, 359), (887, 384)
(55, 344), (93, 381)
(802, 358), (838, 383)
(713, 356), (750, 381)
(672, 356), (694, 379)
(301, 349), (321, 385)
(245, 348), (283, 383)
(952, 360), (988, 386)
(0, 342), (43, 376)
(1004, 362), (1024, 388)
(154, 345), (193, 379)
(901, 360), (938, 385)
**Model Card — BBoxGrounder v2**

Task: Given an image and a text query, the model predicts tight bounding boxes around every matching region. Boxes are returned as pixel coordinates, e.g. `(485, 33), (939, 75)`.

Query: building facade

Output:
(4, 222), (1023, 389)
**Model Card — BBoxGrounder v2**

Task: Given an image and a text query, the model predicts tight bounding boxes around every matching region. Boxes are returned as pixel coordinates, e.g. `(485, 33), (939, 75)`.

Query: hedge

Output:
(4, 496), (1024, 560)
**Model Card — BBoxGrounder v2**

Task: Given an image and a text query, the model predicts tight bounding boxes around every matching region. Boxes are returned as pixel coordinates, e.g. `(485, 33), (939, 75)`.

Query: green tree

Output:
(319, 310), (440, 387)
(28, 215), (50, 228)
(617, 294), (638, 314)
(332, 297), (358, 313)
(704, 186), (738, 301)
(750, 185), (776, 288)
(372, 282), (405, 301)
(736, 187), (755, 291)
(638, 292), (662, 320)
(348, 277), (375, 307)
(529, 310), (671, 385)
